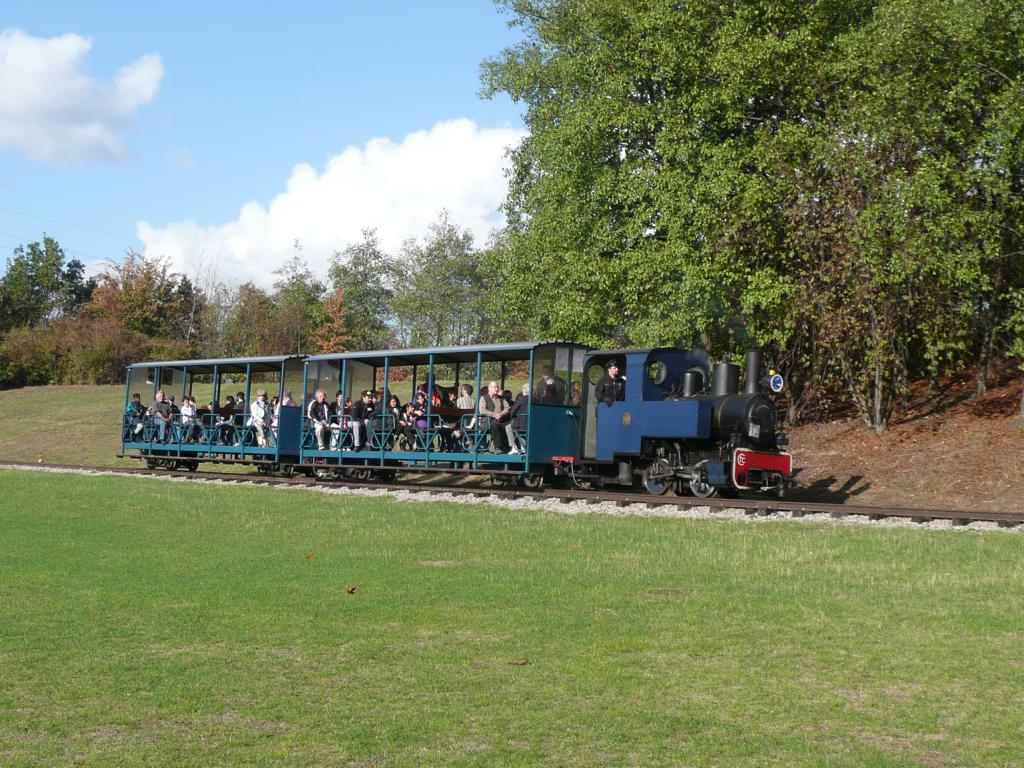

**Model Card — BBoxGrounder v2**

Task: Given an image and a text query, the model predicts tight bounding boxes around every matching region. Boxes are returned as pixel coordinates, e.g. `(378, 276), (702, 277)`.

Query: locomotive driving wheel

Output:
(689, 478), (718, 498)
(641, 459), (674, 496)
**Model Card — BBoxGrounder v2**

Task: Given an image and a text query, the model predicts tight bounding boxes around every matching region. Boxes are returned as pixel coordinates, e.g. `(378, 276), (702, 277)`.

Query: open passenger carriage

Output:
(300, 341), (591, 485)
(119, 355), (306, 471)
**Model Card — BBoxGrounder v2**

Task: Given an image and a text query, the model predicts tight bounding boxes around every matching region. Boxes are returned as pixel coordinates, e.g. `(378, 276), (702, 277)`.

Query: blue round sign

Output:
(769, 374), (784, 393)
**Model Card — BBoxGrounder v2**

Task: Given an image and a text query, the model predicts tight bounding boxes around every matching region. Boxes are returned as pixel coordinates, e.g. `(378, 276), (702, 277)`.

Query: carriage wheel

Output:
(145, 459), (157, 470)
(280, 464), (295, 478)
(355, 469), (372, 482)
(521, 473), (545, 490)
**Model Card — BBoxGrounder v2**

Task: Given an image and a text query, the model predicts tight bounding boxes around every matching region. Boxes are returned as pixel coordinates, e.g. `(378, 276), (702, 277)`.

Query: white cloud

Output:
(138, 118), (528, 286)
(0, 28), (163, 163)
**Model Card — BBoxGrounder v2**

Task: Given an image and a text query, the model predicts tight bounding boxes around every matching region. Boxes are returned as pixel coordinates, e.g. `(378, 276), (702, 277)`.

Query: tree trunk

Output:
(873, 359), (887, 434)
(1019, 383), (1024, 426)
(976, 270), (1007, 397)
(975, 318), (994, 397)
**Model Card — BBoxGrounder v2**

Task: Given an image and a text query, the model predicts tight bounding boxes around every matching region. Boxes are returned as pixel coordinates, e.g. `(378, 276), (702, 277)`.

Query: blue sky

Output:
(0, 2), (527, 281)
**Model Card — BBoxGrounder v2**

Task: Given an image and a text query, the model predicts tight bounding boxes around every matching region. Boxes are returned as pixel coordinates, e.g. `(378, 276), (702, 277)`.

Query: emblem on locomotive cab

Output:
(622, 412), (631, 427)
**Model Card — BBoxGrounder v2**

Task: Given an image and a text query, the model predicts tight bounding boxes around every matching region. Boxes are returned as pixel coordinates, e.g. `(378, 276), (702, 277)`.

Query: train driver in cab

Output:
(595, 359), (626, 406)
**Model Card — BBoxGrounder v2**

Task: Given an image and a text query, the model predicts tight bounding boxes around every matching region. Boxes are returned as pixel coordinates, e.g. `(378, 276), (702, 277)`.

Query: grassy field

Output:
(0, 385), (130, 467)
(1, 470), (1022, 766)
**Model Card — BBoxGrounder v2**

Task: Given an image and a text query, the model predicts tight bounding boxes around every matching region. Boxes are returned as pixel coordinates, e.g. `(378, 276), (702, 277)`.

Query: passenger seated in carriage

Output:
(382, 394), (403, 430)
(307, 390), (331, 450)
(329, 390), (346, 449)
(248, 389), (271, 447)
(456, 384), (474, 410)
(510, 383), (530, 429)
(350, 390), (375, 450)
(126, 393), (146, 437)
(179, 396), (199, 442)
(479, 381), (515, 453)
(216, 396), (237, 444)
(148, 390), (173, 443)
(507, 383), (530, 454)
(400, 392), (429, 449)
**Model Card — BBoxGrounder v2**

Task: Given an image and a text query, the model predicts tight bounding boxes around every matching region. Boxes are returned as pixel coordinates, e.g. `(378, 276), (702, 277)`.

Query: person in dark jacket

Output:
(537, 365), (567, 404)
(401, 392), (429, 449)
(307, 390), (331, 449)
(126, 393), (146, 437)
(350, 390), (376, 450)
(594, 359), (626, 406)
(509, 383), (530, 431)
(508, 383), (531, 454)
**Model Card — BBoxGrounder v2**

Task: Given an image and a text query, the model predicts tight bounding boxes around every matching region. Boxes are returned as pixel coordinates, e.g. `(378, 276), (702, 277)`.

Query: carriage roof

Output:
(304, 341), (588, 367)
(127, 355), (304, 374)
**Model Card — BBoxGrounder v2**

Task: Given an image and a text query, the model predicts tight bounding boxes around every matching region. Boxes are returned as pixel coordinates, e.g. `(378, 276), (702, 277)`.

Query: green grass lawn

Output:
(1, 470), (1022, 766)
(0, 385), (130, 467)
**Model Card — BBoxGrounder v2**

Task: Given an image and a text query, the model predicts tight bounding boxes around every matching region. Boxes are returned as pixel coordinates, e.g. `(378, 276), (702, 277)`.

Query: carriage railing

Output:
(328, 414), (351, 450)
(368, 413), (397, 450)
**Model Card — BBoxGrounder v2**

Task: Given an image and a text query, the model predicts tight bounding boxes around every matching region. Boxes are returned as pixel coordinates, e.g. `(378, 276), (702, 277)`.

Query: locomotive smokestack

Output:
(744, 350), (763, 394)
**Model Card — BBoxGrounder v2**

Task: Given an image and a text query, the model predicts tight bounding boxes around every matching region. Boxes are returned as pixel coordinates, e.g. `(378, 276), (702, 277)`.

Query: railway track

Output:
(2, 461), (1022, 528)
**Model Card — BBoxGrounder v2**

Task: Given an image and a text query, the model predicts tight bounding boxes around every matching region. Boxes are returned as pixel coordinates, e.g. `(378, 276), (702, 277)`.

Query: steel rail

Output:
(2, 461), (1021, 527)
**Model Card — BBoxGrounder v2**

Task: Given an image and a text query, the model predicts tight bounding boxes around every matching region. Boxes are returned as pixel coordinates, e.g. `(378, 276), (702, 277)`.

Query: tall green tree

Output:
(88, 250), (196, 340)
(327, 229), (399, 351)
(222, 282), (278, 356)
(392, 212), (495, 347)
(483, 0), (1024, 431)
(271, 241), (325, 355)
(0, 236), (95, 331)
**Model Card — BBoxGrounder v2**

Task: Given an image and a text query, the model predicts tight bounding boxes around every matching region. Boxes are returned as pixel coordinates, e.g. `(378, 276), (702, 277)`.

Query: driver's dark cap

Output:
(606, 359), (620, 369)
(361, 389), (373, 398)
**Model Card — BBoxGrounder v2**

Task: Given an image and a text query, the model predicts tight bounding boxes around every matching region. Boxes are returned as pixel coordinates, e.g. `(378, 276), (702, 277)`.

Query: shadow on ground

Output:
(788, 475), (872, 503)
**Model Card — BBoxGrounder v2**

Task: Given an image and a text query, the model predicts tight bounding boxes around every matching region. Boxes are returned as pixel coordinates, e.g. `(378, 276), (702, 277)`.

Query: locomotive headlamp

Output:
(761, 370), (784, 393)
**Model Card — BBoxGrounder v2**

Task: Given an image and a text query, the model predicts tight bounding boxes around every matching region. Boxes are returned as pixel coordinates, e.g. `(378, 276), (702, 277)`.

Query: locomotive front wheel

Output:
(689, 478), (718, 498)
